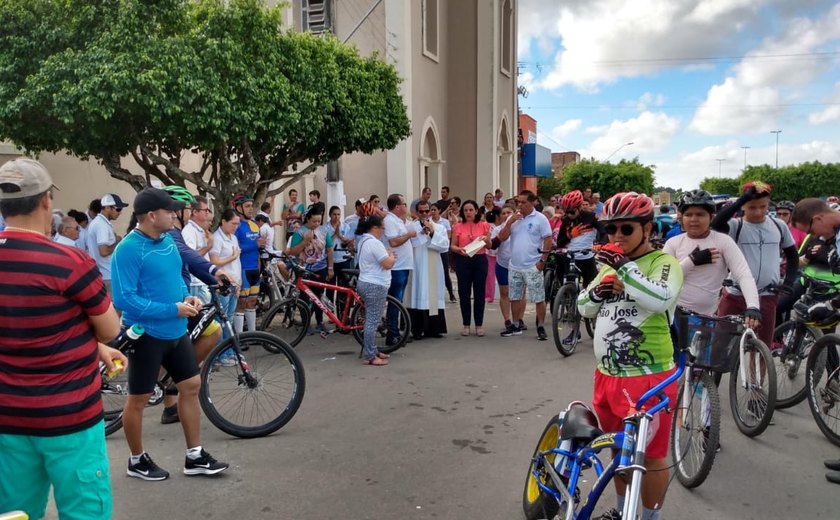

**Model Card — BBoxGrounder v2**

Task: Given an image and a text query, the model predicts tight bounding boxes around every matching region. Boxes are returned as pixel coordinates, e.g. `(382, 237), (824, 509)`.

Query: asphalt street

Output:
(44, 302), (839, 519)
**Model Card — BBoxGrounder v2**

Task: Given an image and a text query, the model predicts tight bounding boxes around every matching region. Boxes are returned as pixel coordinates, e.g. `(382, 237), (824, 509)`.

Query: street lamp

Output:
(771, 130), (782, 168)
(741, 146), (750, 170)
(604, 141), (634, 162)
(716, 158), (726, 177)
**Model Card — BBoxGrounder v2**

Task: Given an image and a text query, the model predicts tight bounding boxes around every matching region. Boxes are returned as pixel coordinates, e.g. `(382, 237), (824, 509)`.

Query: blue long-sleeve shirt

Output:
(111, 230), (188, 340)
(169, 226), (217, 287)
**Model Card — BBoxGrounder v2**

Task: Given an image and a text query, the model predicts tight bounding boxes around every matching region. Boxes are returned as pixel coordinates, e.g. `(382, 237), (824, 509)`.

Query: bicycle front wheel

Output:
(523, 415), (565, 520)
(729, 337), (777, 437)
(200, 332), (306, 438)
(259, 297), (310, 347)
(671, 370), (720, 488)
(552, 284), (581, 357)
(351, 295), (410, 354)
(101, 369), (129, 436)
(772, 321), (820, 409)
(805, 333), (840, 446)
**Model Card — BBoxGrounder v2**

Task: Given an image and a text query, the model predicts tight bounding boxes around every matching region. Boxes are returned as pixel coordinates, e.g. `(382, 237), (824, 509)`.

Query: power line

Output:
(522, 102), (840, 111)
(517, 51), (840, 69)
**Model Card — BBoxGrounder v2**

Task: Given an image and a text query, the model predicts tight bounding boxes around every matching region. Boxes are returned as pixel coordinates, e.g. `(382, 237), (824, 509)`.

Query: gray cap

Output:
(0, 158), (59, 200)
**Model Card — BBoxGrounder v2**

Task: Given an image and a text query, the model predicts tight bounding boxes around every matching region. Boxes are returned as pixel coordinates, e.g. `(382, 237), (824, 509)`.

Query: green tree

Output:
(0, 0), (411, 211)
(699, 177), (740, 196)
(701, 161), (840, 201)
(561, 158), (655, 196)
(536, 176), (564, 202)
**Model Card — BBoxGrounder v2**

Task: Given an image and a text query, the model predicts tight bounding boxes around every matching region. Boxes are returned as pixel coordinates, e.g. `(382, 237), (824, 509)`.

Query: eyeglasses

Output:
(604, 223), (637, 236)
(564, 207), (579, 214)
(194, 208), (212, 214)
(115, 207), (123, 212)
(807, 217), (815, 234)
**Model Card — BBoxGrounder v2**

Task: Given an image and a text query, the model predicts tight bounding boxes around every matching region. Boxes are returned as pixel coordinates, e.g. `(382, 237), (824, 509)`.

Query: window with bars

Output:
(302, 0), (333, 34)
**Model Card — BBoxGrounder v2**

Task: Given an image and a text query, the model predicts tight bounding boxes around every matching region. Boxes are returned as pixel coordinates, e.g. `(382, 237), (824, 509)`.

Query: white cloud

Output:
(635, 92), (666, 111)
(581, 111), (681, 160)
(690, 3), (840, 135)
(809, 82), (840, 125)
(549, 119), (582, 141)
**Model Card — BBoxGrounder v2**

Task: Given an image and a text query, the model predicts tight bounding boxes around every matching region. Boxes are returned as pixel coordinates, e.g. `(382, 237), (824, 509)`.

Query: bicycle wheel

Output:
(544, 270), (556, 308)
(729, 337), (777, 437)
(255, 282), (276, 318)
(259, 297), (310, 347)
(671, 370), (720, 488)
(200, 332), (306, 438)
(101, 368), (129, 436)
(351, 295), (411, 354)
(772, 321), (820, 409)
(585, 317), (595, 338)
(805, 333), (840, 446)
(552, 284), (581, 357)
(523, 415), (564, 520)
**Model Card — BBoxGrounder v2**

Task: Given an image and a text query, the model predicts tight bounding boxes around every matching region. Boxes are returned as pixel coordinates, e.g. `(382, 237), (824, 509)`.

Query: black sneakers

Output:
(160, 404), (179, 425)
(597, 508), (622, 519)
(500, 324), (522, 337)
(127, 453), (170, 481)
(536, 326), (548, 341)
(184, 449), (230, 476)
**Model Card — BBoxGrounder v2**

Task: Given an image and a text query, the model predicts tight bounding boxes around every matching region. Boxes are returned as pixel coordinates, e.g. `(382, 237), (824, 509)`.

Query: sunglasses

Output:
(115, 207), (123, 212)
(417, 209), (430, 214)
(604, 223), (637, 236)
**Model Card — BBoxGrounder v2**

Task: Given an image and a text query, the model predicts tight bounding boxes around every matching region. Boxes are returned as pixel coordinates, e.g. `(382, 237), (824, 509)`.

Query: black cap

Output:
(133, 188), (186, 214)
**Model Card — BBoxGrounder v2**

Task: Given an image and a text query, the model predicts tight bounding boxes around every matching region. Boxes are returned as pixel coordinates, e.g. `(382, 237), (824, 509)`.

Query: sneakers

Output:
(184, 449), (230, 476)
(518, 321), (528, 331)
(500, 324), (522, 337)
(537, 326), (547, 341)
(596, 508), (622, 519)
(160, 405), (179, 425)
(563, 331), (582, 345)
(127, 453), (170, 481)
(216, 350), (237, 367)
(702, 426), (721, 453)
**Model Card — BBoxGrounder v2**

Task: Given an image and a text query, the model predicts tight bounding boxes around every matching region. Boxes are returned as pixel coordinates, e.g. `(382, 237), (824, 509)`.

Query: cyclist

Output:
(233, 194), (266, 334)
(577, 191), (683, 520)
(775, 200), (806, 248)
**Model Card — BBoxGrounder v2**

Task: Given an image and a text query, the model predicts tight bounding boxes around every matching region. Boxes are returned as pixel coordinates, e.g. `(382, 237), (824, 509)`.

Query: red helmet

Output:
(601, 192), (655, 222)
(231, 194), (254, 207)
(827, 196), (839, 204)
(360, 202), (379, 217)
(561, 190), (584, 210)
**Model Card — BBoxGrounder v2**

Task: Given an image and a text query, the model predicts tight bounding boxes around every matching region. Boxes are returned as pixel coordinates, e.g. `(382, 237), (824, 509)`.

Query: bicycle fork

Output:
(618, 414), (651, 519)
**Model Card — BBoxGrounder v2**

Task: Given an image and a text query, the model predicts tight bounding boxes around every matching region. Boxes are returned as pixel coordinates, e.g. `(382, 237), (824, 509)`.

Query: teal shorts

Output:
(0, 420), (112, 520)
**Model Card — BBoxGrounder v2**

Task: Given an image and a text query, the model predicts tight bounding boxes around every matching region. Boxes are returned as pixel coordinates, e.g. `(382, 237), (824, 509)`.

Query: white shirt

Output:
(508, 210), (553, 270)
(259, 222), (278, 255)
(76, 227), (88, 252)
(358, 234), (391, 287)
(86, 213), (116, 279)
(383, 212), (414, 271)
(54, 235), (78, 248)
(210, 229), (242, 285)
(182, 220), (209, 286)
(491, 223), (511, 268)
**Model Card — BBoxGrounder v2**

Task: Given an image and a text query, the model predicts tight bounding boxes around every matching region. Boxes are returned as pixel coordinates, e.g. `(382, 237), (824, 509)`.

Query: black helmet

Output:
(776, 200), (795, 211)
(677, 189), (715, 214)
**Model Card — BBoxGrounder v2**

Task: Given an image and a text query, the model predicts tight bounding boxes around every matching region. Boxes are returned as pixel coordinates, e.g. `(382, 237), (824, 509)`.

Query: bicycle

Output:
(550, 248), (595, 357)
(522, 351), (686, 519)
(100, 277), (306, 439)
(256, 250), (299, 317)
(805, 331), (840, 446)
(260, 256), (411, 354)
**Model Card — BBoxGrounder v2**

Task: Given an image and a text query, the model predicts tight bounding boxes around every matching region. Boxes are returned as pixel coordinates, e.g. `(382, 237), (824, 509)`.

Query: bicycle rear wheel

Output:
(523, 415), (565, 520)
(552, 284), (581, 357)
(729, 337), (777, 437)
(200, 332), (305, 438)
(805, 333), (840, 446)
(351, 295), (411, 354)
(259, 297), (310, 347)
(544, 270), (556, 309)
(671, 370), (720, 488)
(772, 321), (820, 409)
(101, 368), (129, 436)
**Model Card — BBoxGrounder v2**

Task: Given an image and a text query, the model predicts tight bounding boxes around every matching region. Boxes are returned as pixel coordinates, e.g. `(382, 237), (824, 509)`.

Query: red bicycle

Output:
(259, 256), (411, 354)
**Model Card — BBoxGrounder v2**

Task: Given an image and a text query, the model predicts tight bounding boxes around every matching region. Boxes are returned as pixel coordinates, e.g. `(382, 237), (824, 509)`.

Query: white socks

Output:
(244, 308), (257, 332)
(186, 446), (203, 460)
(234, 313), (244, 334)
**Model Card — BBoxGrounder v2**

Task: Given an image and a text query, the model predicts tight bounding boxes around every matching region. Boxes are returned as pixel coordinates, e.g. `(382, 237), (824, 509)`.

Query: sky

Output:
(517, 0), (840, 190)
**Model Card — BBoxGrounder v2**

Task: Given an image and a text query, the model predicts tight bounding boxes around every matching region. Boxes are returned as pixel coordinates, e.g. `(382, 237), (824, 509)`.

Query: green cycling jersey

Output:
(578, 250), (684, 377)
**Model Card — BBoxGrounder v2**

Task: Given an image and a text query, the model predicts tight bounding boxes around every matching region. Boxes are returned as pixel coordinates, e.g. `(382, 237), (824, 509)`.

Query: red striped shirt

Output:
(0, 230), (111, 436)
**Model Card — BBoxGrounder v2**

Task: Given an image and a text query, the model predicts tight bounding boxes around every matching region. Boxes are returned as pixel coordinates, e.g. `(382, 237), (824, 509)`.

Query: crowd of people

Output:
(4, 156), (840, 519)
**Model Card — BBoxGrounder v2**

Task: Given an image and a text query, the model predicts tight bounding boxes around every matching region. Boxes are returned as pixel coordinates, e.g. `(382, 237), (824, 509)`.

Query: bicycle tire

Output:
(255, 282), (276, 318)
(544, 270), (556, 308)
(351, 295), (410, 354)
(199, 332), (305, 438)
(772, 321), (820, 409)
(671, 370), (720, 488)
(585, 317), (595, 339)
(523, 415), (565, 520)
(101, 368), (129, 436)
(729, 337), (777, 437)
(552, 284), (581, 357)
(805, 333), (840, 446)
(259, 297), (310, 347)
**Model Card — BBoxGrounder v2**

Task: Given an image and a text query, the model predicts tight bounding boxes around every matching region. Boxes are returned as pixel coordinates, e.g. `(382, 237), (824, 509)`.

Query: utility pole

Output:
(771, 130), (782, 168)
(741, 146), (750, 170)
(716, 158), (726, 177)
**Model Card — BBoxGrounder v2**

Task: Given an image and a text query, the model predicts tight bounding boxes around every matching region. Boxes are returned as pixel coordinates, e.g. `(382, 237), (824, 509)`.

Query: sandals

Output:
(476, 327), (485, 337)
(362, 357), (388, 366)
(461, 327), (471, 336)
(376, 352), (390, 360)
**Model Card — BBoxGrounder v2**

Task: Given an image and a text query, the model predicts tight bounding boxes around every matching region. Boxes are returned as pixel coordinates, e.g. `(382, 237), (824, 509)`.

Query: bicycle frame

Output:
(295, 276), (364, 332)
(533, 352), (685, 519)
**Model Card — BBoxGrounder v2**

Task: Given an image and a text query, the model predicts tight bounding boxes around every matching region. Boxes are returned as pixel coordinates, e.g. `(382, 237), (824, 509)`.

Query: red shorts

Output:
(592, 368), (677, 459)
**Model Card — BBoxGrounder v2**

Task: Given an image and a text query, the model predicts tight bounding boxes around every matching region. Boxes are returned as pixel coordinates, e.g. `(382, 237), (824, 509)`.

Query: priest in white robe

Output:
(405, 201), (449, 339)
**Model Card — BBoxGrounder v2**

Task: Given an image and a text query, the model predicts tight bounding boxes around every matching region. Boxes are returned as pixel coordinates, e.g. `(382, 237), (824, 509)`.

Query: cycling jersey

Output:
(169, 226), (217, 288)
(557, 211), (600, 260)
(578, 250), (683, 377)
(235, 218), (261, 270)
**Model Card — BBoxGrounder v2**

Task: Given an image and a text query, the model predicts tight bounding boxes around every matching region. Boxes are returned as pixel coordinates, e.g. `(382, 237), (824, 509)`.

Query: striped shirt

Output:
(0, 230), (111, 436)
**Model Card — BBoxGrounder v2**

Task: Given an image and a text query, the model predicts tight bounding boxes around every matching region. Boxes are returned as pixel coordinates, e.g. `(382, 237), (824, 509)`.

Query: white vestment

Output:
(405, 220), (449, 312)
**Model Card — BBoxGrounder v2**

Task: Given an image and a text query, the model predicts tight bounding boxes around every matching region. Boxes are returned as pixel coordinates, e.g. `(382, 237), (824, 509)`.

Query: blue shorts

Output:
(495, 263), (509, 286)
(240, 268), (261, 298)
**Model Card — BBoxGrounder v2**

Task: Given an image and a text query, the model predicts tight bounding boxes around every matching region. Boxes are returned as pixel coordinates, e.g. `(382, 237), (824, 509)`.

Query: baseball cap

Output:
(0, 158), (59, 200)
(101, 193), (129, 209)
(133, 188), (186, 214)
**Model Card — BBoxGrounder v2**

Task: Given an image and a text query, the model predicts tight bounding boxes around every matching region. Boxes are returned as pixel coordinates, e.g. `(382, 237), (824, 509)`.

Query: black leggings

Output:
(441, 252), (455, 298)
(454, 254), (488, 326)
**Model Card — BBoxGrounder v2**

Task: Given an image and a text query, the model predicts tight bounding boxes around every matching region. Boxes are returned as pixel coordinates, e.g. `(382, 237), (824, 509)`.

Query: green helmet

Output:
(162, 185), (195, 204)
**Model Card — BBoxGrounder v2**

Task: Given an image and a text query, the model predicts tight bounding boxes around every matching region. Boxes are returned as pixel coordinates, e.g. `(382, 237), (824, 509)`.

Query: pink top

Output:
(788, 224), (807, 249)
(663, 230), (760, 315)
(452, 221), (491, 256)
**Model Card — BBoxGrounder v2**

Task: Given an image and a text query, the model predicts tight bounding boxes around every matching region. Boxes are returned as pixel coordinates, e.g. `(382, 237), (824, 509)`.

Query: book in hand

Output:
(463, 237), (486, 257)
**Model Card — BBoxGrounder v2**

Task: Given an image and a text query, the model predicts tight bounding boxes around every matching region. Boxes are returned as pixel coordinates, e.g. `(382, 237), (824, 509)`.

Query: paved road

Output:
(47, 303), (838, 519)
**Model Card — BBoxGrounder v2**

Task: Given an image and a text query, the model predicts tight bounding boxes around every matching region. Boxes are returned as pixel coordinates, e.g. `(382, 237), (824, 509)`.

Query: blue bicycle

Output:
(522, 352), (685, 519)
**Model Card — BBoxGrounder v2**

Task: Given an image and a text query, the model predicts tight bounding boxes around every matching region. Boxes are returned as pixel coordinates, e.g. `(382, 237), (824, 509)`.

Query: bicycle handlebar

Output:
(722, 279), (778, 294)
(539, 248), (593, 257)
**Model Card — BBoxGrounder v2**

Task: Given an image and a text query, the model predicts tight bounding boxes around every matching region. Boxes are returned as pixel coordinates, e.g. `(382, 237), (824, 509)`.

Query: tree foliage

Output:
(561, 158), (655, 196)
(700, 162), (840, 201)
(536, 176), (564, 202)
(0, 0), (411, 210)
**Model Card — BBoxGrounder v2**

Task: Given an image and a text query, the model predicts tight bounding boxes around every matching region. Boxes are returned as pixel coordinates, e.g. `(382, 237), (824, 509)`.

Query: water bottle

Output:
(553, 410), (574, 478)
(320, 294), (336, 313)
(110, 324), (145, 351)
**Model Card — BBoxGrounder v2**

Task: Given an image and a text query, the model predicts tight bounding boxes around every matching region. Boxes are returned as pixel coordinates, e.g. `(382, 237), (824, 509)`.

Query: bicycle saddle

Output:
(559, 405), (603, 443)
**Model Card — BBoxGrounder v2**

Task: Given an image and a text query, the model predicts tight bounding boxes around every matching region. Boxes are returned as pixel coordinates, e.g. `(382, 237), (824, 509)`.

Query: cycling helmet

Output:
(231, 193), (254, 207)
(162, 185), (195, 204)
(831, 202), (840, 211)
(601, 192), (655, 222)
(561, 190), (584, 210)
(677, 189), (715, 214)
(827, 196), (839, 204)
(775, 200), (795, 212)
(360, 201), (379, 217)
